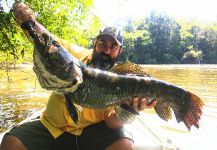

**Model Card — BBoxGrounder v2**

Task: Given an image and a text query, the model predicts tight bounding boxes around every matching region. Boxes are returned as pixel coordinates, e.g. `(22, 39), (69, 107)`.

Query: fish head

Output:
(43, 38), (82, 82)
(33, 33), (83, 92)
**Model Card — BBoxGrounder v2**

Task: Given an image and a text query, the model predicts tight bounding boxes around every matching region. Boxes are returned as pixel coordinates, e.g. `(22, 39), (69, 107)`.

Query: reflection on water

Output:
(0, 64), (217, 149)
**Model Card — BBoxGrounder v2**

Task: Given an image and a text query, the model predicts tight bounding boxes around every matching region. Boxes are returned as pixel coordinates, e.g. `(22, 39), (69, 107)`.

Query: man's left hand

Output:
(131, 97), (157, 112)
(104, 98), (157, 129)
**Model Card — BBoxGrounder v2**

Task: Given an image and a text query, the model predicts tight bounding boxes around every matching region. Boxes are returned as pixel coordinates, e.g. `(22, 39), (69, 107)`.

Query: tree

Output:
(146, 11), (182, 64)
(182, 46), (204, 64)
(0, 0), (102, 66)
(196, 28), (217, 63)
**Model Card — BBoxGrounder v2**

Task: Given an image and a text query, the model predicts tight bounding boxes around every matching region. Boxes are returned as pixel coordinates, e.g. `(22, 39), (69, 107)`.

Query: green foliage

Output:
(0, 9), (32, 66)
(119, 24), (155, 64)
(0, 0), (102, 66)
(120, 11), (217, 64)
(24, 0), (101, 46)
(182, 48), (204, 64)
(146, 11), (182, 64)
(2, 1), (217, 65)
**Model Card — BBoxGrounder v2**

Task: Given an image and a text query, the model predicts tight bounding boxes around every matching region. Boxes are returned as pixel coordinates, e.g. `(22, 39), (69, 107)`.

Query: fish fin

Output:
(65, 93), (78, 123)
(174, 92), (204, 130)
(110, 63), (150, 77)
(120, 104), (139, 115)
(154, 104), (172, 121)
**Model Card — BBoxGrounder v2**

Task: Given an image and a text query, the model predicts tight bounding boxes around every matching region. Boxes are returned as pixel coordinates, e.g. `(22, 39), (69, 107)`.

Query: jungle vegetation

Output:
(1, 0), (217, 68)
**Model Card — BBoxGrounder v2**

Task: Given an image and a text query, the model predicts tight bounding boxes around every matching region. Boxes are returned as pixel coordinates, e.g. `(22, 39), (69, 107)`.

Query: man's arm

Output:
(13, 2), (51, 41)
(13, 2), (92, 61)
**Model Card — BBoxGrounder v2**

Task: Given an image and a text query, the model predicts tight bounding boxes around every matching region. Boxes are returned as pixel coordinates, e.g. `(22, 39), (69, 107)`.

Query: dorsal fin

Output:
(110, 62), (150, 77)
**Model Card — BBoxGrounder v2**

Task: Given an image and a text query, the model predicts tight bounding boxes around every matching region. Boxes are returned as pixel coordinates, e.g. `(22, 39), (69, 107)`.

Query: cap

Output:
(97, 26), (123, 46)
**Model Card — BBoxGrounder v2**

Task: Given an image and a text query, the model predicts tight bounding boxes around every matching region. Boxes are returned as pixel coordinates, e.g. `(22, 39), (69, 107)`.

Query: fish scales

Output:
(70, 63), (204, 130)
(72, 68), (153, 108)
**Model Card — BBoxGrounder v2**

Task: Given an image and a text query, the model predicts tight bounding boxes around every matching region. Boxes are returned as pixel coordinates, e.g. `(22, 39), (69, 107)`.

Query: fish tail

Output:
(175, 92), (204, 130)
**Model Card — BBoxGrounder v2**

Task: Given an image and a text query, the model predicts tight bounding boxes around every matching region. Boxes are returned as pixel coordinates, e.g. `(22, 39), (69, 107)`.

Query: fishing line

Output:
(33, 77), (37, 93)
(75, 128), (80, 150)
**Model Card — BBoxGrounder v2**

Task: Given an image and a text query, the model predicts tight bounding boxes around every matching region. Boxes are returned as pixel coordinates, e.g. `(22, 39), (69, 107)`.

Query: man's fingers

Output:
(125, 97), (157, 112)
(139, 98), (147, 110)
(146, 99), (157, 109)
(133, 97), (139, 111)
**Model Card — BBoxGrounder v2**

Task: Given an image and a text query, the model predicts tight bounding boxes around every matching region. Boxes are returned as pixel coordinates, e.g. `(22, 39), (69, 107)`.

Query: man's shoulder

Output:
(57, 38), (93, 61)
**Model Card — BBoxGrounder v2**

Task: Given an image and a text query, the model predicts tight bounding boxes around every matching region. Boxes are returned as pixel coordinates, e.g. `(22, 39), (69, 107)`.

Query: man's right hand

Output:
(13, 2), (50, 41)
(13, 2), (35, 26)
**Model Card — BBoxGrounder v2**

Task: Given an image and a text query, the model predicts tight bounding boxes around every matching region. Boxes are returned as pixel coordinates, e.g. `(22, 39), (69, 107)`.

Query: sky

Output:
(0, 0), (13, 12)
(93, 0), (217, 26)
(1, 0), (217, 26)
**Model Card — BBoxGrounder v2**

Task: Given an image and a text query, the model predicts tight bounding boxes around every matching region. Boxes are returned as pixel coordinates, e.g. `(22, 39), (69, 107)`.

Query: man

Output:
(0, 2), (157, 150)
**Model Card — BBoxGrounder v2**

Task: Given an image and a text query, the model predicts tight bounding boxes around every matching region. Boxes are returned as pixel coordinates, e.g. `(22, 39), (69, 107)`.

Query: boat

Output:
(0, 110), (178, 150)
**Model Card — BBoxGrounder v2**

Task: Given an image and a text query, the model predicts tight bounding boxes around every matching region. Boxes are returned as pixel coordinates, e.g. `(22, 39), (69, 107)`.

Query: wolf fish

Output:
(22, 21), (204, 130)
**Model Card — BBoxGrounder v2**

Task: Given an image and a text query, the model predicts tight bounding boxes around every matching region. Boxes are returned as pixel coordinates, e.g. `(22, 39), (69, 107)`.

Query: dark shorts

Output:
(5, 119), (133, 150)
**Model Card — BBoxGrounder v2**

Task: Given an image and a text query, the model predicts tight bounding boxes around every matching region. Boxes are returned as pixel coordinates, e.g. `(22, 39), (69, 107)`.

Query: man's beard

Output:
(88, 51), (116, 70)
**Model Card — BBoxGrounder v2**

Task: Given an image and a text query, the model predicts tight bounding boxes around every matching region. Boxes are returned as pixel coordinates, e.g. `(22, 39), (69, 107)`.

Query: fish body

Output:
(22, 21), (203, 130)
(70, 64), (203, 130)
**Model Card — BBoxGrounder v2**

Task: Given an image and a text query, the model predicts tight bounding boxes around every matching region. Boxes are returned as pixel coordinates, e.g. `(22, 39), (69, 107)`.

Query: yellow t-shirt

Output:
(40, 38), (107, 138)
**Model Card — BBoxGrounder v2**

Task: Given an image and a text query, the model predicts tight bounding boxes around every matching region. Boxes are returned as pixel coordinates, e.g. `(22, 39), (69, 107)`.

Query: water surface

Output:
(141, 64), (217, 150)
(0, 65), (50, 132)
(0, 64), (217, 149)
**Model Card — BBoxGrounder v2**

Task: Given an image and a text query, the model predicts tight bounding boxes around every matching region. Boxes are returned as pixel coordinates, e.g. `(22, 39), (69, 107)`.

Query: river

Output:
(0, 64), (217, 149)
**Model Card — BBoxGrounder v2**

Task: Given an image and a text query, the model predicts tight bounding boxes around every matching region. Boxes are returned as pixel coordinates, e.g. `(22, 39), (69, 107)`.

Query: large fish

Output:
(22, 21), (203, 130)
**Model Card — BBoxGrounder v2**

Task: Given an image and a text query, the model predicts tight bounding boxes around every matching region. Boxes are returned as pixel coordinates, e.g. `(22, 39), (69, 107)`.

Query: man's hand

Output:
(131, 97), (157, 112)
(13, 2), (35, 26)
(13, 2), (50, 41)
(104, 98), (157, 129)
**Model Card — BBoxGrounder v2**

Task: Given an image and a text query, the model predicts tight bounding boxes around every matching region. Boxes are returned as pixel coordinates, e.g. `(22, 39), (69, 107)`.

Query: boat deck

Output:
(0, 111), (178, 150)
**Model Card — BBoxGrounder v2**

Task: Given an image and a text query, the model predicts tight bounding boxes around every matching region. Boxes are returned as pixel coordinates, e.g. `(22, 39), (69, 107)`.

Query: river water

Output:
(0, 64), (217, 149)
(141, 64), (217, 150)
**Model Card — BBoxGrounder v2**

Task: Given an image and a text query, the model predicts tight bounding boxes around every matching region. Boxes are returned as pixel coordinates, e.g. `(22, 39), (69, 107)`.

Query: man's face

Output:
(90, 35), (122, 70)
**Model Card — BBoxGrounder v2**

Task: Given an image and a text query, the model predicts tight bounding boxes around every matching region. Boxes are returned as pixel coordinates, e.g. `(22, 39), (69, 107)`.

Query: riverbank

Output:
(2, 62), (217, 70)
